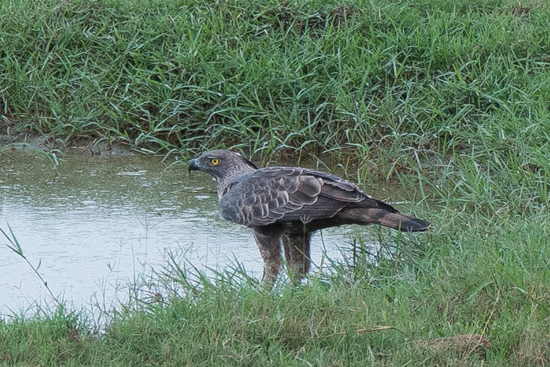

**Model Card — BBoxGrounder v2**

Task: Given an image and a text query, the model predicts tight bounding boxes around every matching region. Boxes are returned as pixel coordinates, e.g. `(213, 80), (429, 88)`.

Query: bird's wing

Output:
(219, 167), (378, 227)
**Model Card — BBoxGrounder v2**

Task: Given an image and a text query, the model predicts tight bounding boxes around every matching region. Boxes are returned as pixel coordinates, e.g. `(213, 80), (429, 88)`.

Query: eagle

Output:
(188, 149), (429, 285)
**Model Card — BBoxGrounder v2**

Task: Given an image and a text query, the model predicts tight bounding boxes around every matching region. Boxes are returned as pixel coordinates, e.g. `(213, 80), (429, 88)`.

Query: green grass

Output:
(2, 0), (550, 365)
(1, 0), (549, 170)
(3, 208), (550, 366)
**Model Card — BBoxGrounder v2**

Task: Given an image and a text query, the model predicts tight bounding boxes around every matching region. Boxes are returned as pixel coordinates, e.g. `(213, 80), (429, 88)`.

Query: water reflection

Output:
(0, 151), (355, 315)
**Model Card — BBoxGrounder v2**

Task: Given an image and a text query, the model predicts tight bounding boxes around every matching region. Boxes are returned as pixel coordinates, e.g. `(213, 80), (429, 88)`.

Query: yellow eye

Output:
(211, 158), (219, 165)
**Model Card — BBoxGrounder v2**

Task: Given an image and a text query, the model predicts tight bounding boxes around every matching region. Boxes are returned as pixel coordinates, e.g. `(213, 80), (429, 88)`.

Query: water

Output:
(0, 150), (358, 316)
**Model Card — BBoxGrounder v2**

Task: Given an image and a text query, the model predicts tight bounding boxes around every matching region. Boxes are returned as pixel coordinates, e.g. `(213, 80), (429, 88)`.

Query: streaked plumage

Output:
(189, 149), (429, 285)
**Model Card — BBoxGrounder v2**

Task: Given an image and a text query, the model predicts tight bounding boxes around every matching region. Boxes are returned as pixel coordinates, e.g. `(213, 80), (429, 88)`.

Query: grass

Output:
(3, 209), (550, 366)
(2, 0), (550, 365)
(1, 0), (549, 170)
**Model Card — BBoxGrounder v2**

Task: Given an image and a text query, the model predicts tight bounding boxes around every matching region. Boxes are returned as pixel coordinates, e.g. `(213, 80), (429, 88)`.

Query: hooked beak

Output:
(188, 158), (200, 174)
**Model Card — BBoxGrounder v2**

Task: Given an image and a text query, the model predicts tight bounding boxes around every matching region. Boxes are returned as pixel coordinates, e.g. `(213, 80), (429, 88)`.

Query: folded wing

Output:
(219, 167), (394, 227)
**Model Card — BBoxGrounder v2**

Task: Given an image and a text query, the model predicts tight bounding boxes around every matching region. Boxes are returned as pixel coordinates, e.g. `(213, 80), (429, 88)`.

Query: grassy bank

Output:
(2, 0), (550, 365)
(2, 202), (550, 366)
(1, 0), (549, 168)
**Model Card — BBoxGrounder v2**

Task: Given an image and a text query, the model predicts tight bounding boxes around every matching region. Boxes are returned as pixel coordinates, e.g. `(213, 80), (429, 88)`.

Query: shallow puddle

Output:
(0, 150), (367, 316)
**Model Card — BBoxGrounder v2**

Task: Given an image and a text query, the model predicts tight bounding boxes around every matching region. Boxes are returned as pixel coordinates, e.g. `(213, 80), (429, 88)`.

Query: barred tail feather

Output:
(375, 212), (430, 232)
(335, 208), (430, 232)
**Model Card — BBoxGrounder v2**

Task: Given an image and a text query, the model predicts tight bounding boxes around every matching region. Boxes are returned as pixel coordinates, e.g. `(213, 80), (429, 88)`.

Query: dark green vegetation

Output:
(1, 0), (548, 167)
(2, 0), (550, 365)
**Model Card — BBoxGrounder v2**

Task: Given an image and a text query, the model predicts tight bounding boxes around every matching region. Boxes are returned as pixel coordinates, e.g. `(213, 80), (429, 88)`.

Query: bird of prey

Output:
(188, 149), (429, 285)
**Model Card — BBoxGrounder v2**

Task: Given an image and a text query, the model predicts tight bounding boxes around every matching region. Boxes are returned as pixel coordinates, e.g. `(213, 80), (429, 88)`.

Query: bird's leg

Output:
(253, 226), (283, 288)
(281, 226), (311, 285)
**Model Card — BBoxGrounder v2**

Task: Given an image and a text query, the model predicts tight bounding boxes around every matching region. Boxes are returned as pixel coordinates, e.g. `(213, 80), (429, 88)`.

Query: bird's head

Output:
(188, 150), (258, 182)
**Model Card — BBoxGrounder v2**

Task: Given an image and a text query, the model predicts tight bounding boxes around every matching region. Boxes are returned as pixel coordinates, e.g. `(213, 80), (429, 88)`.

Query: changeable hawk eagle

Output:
(188, 150), (429, 285)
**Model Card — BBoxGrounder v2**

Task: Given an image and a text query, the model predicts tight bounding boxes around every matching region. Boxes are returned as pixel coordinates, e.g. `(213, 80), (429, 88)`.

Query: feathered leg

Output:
(281, 224), (312, 285)
(253, 226), (283, 287)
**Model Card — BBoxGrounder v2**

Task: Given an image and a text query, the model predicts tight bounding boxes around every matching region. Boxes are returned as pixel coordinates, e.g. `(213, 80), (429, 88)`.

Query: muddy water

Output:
(0, 151), (363, 315)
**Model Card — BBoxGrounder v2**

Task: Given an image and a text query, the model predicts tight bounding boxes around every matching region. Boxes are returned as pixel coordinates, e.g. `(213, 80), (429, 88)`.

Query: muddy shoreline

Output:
(0, 133), (144, 157)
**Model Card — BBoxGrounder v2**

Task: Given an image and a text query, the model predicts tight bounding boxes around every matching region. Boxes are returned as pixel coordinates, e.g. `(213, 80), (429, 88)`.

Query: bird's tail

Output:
(337, 201), (430, 232)
(368, 210), (430, 232)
